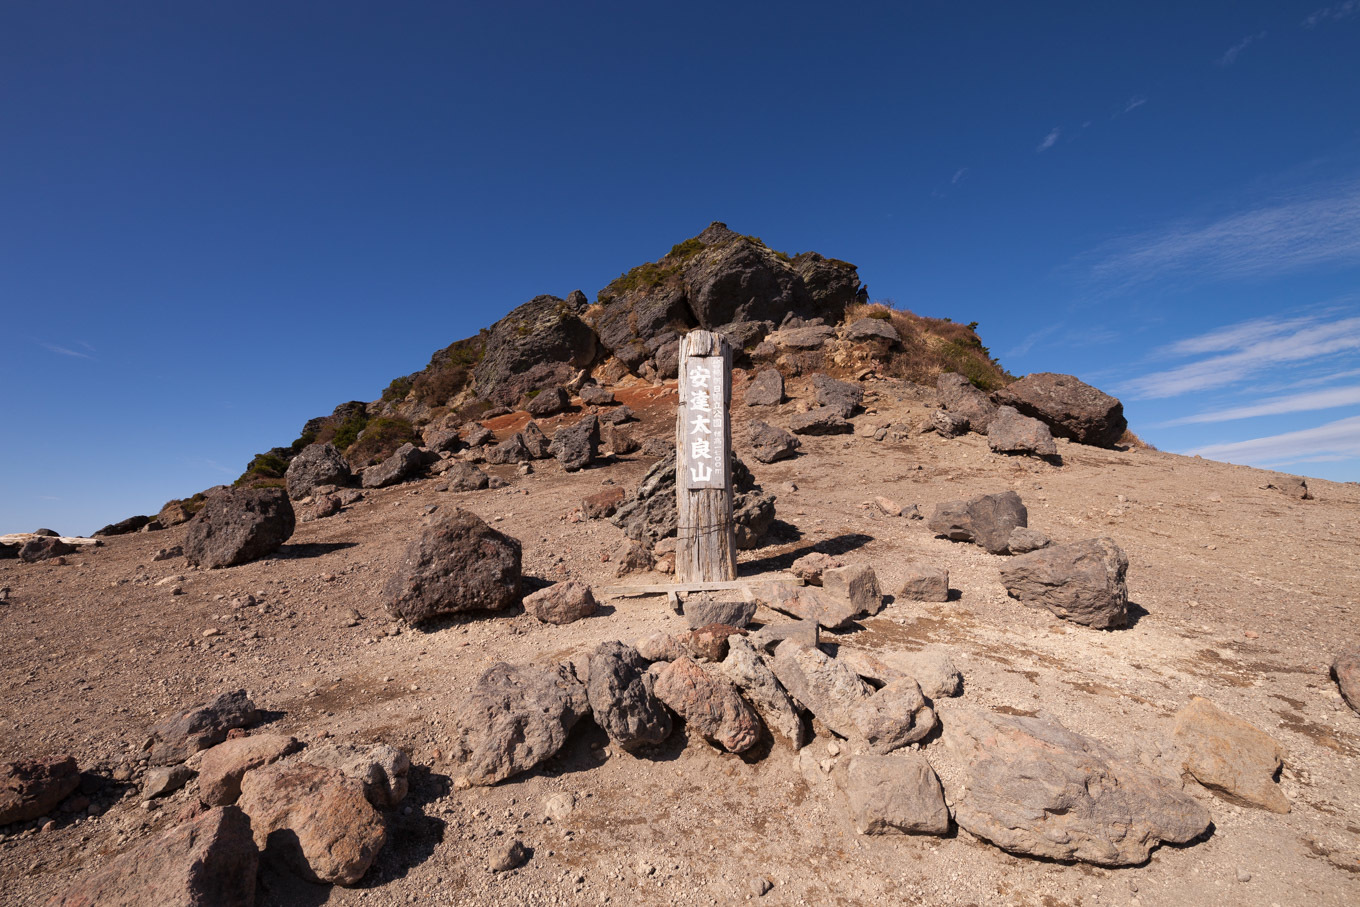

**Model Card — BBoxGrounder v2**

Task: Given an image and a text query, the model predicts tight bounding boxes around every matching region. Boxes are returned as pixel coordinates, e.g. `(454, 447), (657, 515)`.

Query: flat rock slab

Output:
(683, 595), (757, 629)
(454, 662), (589, 786)
(756, 582), (861, 630)
(942, 707), (1211, 866)
(47, 805), (258, 907)
(998, 537), (1129, 629)
(835, 753), (950, 835)
(1172, 697), (1290, 813)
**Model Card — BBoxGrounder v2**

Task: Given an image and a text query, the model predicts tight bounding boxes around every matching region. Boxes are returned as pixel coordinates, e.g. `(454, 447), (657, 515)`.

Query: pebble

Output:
(1237, 870), (1252, 883)
(202, 628), (221, 638)
(489, 838), (528, 872)
(750, 877), (773, 896)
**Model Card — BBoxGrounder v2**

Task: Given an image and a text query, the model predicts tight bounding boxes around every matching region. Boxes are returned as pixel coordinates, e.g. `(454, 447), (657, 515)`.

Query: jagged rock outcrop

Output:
(611, 449), (775, 551)
(473, 292), (598, 405)
(587, 223), (862, 376)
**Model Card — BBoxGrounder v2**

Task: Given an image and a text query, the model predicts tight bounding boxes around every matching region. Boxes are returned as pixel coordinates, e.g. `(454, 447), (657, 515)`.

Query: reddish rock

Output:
(46, 806), (258, 907)
(524, 581), (598, 625)
(652, 657), (762, 753)
(1334, 649), (1360, 714)
(581, 487), (626, 519)
(1173, 697), (1290, 814)
(197, 734), (302, 807)
(0, 755), (80, 824)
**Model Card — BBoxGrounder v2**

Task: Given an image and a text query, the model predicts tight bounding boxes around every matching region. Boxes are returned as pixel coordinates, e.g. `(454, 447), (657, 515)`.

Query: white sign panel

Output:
(683, 356), (726, 489)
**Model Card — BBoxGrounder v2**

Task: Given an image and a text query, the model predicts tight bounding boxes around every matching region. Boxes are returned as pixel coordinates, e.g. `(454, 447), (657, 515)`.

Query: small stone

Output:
(750, 876), (773, 896)
(490, 838), (529, 872)
(1237, 870), (1252, 883)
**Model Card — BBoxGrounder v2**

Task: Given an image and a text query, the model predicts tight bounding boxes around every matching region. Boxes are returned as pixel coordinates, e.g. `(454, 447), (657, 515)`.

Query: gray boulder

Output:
(183, 488), (294, 569)
(998, 537), (1129, 629)
(19, 537), (75, 562)
(937, 373), (997, 431)
(835, 753), (950, 836)
(361, 442), (425, 488)
(745, 368), (784, 406)
(822, 565), (884, 617)
(943, 707), (1211, 865)
(523, 581), (598, 625)
(454, 662), (590, 786)
(520, 421), (552, 458)
(748, 421), (800, 463)
(930, 409), (970, 438)
(550, 415), (600, 471)
(285, 443), (351, 499)
(527, 386), (570, 417)
(771, 640), (873, 739)
(811, 374), (863, 418)
(928, 490), (1027, 555)
(789, 407), (852, 435)
(719, 637), (806, 749)
(899, 564), (949, 602)
(611, 450), (775, 550)
(587, 642), (673, 751)
(988, 406), (1058, 458)
(383, 509), (522, 623)
(579, 383), (615, 406)
(845, 317), (900, 344)
(439, 460), (491, 492)
(683, 595), (757, 630)
(300, 742), (411, 809)
(995, 372), (1127, 448)
(147, 690), (259, 765)
(485, 433), (534, 465)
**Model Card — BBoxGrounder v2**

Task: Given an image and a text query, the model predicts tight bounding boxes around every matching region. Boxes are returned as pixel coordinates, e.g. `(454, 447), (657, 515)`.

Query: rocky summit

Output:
(3, 223), (1358, 907)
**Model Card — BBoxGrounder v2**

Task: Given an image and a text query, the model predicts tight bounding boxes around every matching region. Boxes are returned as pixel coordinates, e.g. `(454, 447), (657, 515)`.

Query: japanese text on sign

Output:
(683, 356), (726, 489)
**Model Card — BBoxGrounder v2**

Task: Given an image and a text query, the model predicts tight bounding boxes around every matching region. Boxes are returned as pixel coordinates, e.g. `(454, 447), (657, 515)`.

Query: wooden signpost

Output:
(675, 330), (736, 583)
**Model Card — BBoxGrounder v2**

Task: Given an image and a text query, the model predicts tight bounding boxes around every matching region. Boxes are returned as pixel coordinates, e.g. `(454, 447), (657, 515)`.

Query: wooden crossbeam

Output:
(596, 576), (803, 599)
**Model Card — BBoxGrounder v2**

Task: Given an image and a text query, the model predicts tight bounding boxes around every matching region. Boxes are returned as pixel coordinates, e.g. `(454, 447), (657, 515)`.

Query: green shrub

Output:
(344, 416), (419, 466)
(382, 374), (415, 403)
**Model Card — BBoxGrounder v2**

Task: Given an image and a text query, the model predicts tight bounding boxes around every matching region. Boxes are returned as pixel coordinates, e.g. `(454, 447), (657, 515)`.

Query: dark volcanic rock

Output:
(439, 460), (491, 492)
(988, 406), (1058, 458)
(937, 373), (997, 431)
(748, 421), (800, 463)
(473, 292), (598, 405)
(93, 515), (153, 537)
(520, 421), (552, 459)
(485, 433), (534, 465)
(811, 374), (863, 417)
(931, 409), (970, 438)
(183, 488), (295, 569)
(148, 690), (260, 765)
(0, 755), (80, 824)
(995, 372), (1127, 448)
(943, 707), (1211, 866)
(744, 368), (785, 406)
(19, 537), (75, 563)
(789, 407), (852, 435)
(526, 386), (570, 417)
(46, 805), (258, 907)
(454, 662), (589, 786)
(579, 384), (616, 406)
(361, 442), (425, 489)
(587, 641), (673, 751)
(384, 509), (522, 623)
(611, 449), (776, 550)
(550, 415), (600, 471)
(998, 537), (1129, 629)
(928, 491), (1027, 555)
(285, 442), (351, 499)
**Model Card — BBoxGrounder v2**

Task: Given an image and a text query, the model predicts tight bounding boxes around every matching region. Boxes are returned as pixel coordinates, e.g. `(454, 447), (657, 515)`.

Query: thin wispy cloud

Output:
(1303, 1), (1359, 27)
(951, 168), (968, 185)
(1218, 31), (1265, 66)
(1158, 384), (1360, 426)
(39, 342), (94, 360)
(1123, 97), (1147, 114)
(1080, 178), (1360, 290)
(1189, 414), (1360, 465)
(1036, 127), (1060, 153)
(1123, 312), (1360, 399)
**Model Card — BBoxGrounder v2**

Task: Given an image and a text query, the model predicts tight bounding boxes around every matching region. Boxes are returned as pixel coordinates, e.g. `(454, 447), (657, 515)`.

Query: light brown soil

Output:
(3, 371), (1359, 906)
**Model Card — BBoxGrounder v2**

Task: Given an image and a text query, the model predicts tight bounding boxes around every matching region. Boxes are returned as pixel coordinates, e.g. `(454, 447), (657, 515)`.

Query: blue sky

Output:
(3, 1), (1359, 536)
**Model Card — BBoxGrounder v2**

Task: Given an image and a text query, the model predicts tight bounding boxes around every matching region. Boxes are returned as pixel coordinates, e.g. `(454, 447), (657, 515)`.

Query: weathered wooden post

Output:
(675, 330), (736, 583)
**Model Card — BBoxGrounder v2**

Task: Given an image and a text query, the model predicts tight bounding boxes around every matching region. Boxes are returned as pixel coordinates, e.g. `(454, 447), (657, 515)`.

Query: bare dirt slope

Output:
(3, 372), (1359, 907)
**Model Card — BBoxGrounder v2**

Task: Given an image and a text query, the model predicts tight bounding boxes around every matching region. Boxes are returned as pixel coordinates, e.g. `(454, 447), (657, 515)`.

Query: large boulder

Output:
(299, 743), (410, 809)
(811, 374), (863, 418)
(927, 491), (1027, 555)
(936, 373), (997, 431)
(943, 707), (1212, 866)
(744, 368), (784, 406)
(611, 450), (775, 551)
(748, 421), (800, 464)
(998, 537), (1129, 629)
(549, 415), (600, 472)
(995, 372), (1127, 448)
(285, 443), (351, 499)
(147, 690), (260, 765)
(0, 755), (80, 824)
(183, 488), (294, 569)
(46, 806), (258, 907)
(834, 753), (950, 836)
(526, 386), (570, 417)
(384, 509), (522, 623)
(484, 433), (534, 465)
(453, 662), (590, 786)
(718, 637), (806, 749)
(587, 641), (673, 751)
(987, 406), (1058, 458)
(652, 656), (762, 753)
(361, 442), (425, 488)
(586, 224), (861, 376)
(19, 537), (75, 563)
(473, 292), (599, 405)
(237, 762), (386, 886)
(1172, 698), (1290, 813)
